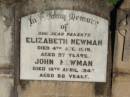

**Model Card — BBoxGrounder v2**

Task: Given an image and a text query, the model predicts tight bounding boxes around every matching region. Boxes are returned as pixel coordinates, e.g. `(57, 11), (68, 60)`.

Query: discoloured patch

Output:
(18, 0), (112, 19)
(18, 81), (95, 97)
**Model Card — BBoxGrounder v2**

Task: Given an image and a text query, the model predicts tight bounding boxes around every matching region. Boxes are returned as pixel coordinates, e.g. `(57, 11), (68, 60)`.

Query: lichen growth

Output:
(108, 0), (120, 5)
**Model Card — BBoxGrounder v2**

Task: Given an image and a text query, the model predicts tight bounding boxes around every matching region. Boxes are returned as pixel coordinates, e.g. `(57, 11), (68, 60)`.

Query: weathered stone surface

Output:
(18, 81), (95, 97)
(0, 75), (14, 97)
(112, 4), (130, 97)
(17, 0), (112, 19)
(0, 4), (14, 67)
(0, 0), (16, 4)
(120, 0), (130, 11)
(0, 2), (15, 97)
(114, 10), (130, 73)
(112, 75), (130, 97)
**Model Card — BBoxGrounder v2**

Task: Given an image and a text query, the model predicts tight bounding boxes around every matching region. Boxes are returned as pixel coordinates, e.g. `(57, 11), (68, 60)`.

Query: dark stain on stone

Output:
(19, 80), (30, 90)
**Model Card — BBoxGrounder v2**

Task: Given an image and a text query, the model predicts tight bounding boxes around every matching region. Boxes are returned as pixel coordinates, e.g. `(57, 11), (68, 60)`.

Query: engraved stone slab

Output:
(20, 10), (108, 82)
